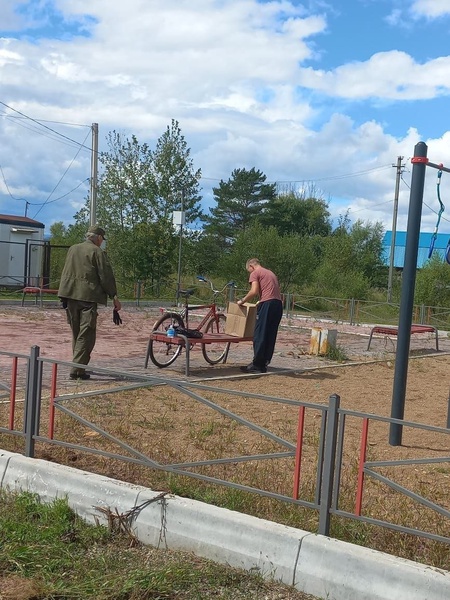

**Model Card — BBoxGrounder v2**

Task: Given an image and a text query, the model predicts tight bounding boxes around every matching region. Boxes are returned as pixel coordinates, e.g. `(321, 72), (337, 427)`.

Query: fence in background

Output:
(128, 284), (450, 331)
(282, 293), (450, 331)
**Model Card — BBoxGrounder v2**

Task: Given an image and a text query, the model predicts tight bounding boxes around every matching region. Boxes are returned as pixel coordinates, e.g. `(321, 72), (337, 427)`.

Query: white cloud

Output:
(1, 0), (450, 234)
(298, 51), (450, 100)
(411, 0), (450, 19)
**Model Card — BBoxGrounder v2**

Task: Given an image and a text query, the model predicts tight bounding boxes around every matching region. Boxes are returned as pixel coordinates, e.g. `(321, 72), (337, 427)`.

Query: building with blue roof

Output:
(382, 231), (450, 268)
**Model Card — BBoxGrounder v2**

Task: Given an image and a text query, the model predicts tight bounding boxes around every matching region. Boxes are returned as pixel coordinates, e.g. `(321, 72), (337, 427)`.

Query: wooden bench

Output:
(21, 287), (59, 307)
(367, 324), (439, 351)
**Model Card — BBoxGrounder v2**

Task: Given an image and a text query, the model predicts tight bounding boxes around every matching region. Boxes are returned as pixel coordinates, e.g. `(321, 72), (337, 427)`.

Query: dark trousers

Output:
(66, 299), (98, 374)
(252, 299), (283, 369)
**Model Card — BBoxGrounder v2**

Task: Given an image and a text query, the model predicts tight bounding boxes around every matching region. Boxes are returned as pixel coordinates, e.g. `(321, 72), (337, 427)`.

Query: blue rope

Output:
(428, 169), (444, 259)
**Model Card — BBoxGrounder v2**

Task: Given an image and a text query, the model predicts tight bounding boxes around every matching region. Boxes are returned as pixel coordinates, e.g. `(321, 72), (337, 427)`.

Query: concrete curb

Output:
(1, 449), (449, 600)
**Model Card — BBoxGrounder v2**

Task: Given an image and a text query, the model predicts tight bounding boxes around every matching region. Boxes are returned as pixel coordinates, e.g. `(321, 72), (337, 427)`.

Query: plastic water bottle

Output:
(167, 324), (175, 338)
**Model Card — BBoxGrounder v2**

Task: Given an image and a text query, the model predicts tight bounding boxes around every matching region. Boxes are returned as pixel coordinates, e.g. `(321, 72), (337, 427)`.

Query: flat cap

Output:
(87, 224), (106, 239)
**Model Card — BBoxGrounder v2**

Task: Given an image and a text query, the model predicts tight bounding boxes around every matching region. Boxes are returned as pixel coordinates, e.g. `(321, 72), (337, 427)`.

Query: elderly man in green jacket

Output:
(58, 225), (121, 380)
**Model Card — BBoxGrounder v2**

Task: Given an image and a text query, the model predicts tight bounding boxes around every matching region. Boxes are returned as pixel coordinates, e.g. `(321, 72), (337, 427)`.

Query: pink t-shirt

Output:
(249, 267), (281, 302)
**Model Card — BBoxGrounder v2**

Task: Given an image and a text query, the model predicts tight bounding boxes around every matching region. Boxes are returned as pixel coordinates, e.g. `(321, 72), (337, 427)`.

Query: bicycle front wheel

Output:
(148, 313), (184, 368)
(202, 314), (230, 365)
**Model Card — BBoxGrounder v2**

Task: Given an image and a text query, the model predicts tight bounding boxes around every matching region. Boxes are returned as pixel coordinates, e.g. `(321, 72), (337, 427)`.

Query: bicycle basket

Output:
(174, 326), (203, 339)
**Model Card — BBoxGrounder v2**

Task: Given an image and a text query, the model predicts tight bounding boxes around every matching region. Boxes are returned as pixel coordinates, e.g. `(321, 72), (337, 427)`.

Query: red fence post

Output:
(292, 406), (306, 500)
(355, 417), (369, 516)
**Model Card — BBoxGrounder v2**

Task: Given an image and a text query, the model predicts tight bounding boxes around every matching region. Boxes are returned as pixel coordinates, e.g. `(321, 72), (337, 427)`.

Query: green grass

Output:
(0, 490), (318, 599)
(324, 343), (349, 362)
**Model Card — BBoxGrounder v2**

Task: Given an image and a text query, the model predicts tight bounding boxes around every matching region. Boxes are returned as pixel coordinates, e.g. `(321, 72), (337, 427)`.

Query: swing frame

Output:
(390, 146), (450, 447)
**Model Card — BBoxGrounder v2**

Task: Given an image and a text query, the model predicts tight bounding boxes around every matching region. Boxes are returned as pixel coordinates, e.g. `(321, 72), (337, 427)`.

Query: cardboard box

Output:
(225, 302), (257, 337)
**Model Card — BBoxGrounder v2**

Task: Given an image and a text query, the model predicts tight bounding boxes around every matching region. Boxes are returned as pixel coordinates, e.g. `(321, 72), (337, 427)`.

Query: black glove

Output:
(113, 309), (122, 325)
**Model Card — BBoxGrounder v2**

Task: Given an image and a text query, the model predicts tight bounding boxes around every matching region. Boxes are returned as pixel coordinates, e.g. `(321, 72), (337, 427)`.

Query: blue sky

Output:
(2, 0), (450, 235)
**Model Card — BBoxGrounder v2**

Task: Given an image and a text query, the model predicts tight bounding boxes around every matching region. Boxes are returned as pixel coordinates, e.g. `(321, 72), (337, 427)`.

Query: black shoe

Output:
(240, 363), (267, 374)
(69, 372), (91, 380)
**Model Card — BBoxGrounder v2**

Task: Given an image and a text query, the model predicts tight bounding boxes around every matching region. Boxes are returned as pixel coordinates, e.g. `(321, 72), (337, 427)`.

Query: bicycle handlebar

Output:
(196, 276), (236, 294)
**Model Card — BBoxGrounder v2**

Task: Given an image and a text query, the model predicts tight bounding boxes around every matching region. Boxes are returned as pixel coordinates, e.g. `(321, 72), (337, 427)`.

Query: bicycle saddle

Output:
(179, 288), (195, 297)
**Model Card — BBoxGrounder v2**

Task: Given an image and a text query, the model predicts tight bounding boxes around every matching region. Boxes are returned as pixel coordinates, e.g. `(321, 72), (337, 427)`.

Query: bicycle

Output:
(146, 277), (236, 368)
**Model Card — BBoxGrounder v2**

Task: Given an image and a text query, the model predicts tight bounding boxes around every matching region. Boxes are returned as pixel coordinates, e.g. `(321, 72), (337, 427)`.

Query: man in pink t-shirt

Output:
(237, 258), (283, 373)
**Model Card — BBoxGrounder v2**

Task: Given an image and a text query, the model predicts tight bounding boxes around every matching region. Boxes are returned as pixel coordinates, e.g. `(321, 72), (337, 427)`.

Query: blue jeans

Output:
(252, 299), (283, 369)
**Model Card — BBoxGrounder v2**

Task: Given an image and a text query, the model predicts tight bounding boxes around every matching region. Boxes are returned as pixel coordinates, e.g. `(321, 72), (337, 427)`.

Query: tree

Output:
(182, 231), (225, 278)
(415, 255), (450, 307)
(150, 119), (203, 224)
(262, 186), (332, 237)
(204, 168), (276, 245)
(347, 220), (385, 286)
(73, 122), (203, 291)
(48, 222), (90, 286)
(310, 218), (385, 298)
(218, 223), (316, 292)
(78, 131), (156, 230)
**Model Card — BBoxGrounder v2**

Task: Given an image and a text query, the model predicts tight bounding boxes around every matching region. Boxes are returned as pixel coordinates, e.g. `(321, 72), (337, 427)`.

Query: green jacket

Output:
(58, 240), (117, 305)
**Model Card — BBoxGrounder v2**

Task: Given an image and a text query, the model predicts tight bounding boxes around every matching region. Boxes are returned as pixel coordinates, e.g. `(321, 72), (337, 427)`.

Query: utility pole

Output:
(24, 201), (29, 217)
(387, 156), (405, 303)
(89, 123), (99, 226)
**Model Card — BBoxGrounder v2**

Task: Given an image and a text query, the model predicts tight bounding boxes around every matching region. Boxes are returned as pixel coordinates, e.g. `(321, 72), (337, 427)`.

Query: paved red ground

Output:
(1, 303), (448, 384)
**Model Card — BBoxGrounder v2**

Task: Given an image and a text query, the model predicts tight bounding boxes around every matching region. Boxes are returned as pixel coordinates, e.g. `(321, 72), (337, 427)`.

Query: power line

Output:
(33, 128), (91, 218)
(1, 114), (85, 150)
(1, 113), (90, 128)
(0, 100), (92, 152)
(1, 162), (89, 207)
(7, 179), (89, 207)
(402, 172), (450, 224)
(200, 164), (393, 186)
(0, 164), (26, 202)
(272, 164), (392, 184)
(37, 179), (90, 205)
(347, 199), (394, 215)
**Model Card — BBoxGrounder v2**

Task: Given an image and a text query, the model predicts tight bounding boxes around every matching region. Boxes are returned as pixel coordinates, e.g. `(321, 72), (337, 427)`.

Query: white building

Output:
(0, 214), (45, 287)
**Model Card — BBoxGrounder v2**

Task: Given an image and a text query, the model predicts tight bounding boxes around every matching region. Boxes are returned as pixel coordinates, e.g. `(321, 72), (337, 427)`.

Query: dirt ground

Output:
(4, 303), (450, 597)
(1, 300), (449, 396)
(2, 300), (450, 474)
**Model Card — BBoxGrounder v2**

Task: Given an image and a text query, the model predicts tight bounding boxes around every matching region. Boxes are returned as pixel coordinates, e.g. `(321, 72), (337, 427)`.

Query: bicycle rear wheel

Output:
(148, 313), (184, 368)
(202, 314), (230, 365)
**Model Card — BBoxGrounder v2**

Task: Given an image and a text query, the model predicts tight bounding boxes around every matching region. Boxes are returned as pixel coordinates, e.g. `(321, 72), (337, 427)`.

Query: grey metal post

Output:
(390, 142), (427, 446)
(228, 284), (235, 304)
(318, 393), (340, 536)
(136, 280), (141, 307)
(24, 345), (40, 457)
(285, 292), (291, 318)
(420, 304), (425, 324)
(349, 298), (355, 325)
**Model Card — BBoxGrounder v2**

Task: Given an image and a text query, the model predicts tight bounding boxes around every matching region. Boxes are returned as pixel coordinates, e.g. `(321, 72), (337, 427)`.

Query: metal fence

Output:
(283, 293), (450, 331)
(133, 286), (450, 331)
(1, 345), (450, 546)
